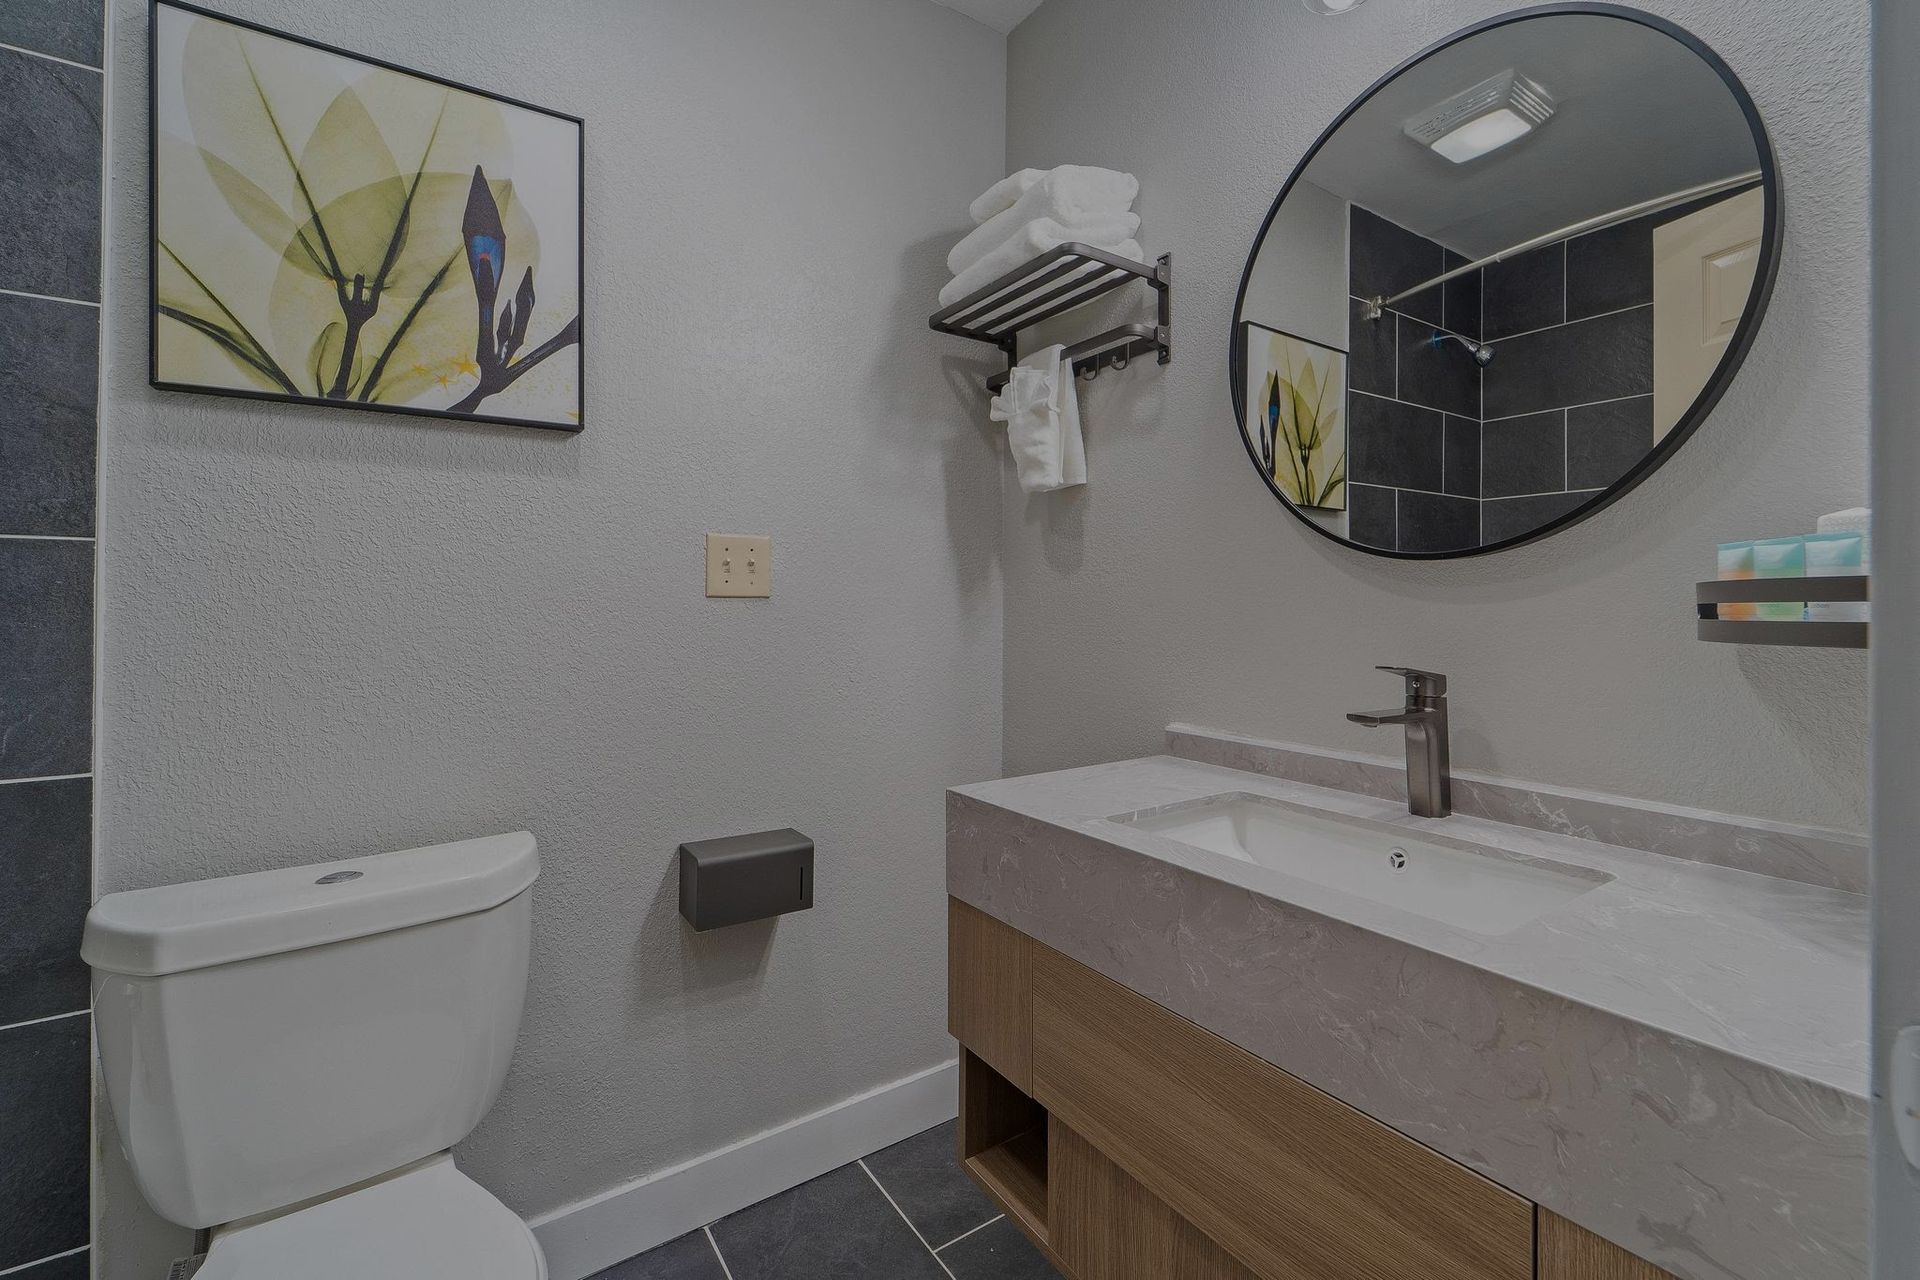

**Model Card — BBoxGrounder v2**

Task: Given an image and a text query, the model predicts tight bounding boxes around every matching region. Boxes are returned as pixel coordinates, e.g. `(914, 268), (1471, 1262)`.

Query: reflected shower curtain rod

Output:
(1363, 169), (1763, 320)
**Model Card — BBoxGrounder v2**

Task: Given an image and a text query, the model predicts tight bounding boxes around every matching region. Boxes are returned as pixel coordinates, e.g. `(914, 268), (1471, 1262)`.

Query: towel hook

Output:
(1080, 362), (1101, 382)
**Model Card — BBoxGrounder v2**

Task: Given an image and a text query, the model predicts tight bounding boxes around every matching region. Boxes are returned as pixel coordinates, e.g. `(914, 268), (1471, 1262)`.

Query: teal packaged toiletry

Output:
(1751, 537), (1806, 621)
(1804, 532), (1867, 622)
(1716, 541), (1757, 620)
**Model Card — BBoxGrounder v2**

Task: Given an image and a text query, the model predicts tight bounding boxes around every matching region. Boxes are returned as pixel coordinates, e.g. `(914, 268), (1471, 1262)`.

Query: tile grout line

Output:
(701, 1225), (738, 1280)
(0, 1244), (88, 1277)
(0, 41), (103, 73)
(932, 1214), (1004, 1253)
(857, 1159), (957, 1280)
(0, 534), (96, 543)
(0, 1009), (89, 1035)
(0, 773), (93, 787)
(0, 285), (100, 309)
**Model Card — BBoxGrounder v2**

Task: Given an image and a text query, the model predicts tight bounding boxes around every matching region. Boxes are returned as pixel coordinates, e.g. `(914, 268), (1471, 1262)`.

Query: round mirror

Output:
(1231, 6), (1779, 557)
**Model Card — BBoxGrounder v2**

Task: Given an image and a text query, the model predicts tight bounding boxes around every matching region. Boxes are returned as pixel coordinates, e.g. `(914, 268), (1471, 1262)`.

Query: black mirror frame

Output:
(1228, 2), (1783, 560)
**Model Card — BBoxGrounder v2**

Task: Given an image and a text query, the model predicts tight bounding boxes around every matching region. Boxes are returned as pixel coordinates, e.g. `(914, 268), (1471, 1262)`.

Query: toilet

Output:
(82, 831), (546, 1280)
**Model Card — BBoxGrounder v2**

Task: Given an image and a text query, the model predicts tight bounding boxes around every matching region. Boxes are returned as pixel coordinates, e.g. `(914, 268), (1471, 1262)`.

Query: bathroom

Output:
(1, 0), (1914, 1276)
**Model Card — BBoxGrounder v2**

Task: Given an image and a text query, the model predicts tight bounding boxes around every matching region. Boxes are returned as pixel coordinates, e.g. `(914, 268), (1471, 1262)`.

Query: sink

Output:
(1112, 793), (1610, 936)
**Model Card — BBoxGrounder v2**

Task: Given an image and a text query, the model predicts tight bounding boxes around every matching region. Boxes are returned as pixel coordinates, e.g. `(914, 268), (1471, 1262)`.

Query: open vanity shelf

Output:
(929, 243), (1172, 394)
(1695, 577), (1869, 649)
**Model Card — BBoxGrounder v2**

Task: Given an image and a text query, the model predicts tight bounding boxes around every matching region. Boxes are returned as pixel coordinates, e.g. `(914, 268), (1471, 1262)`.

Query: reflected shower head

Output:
(1431, 330), (1495, 367)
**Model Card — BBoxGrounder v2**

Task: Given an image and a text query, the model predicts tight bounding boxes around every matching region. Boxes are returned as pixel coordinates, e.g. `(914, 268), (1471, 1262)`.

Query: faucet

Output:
(1347, 667), (1452, 819)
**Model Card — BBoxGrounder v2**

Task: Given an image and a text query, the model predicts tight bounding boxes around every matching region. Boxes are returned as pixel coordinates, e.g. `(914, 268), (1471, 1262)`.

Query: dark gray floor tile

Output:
(6, 1248), (88, 1280)
(1481, 307), (1652, 421)
(1481, 410), (1566, 500)
(0, 292), (97, 537)
(0, 49), (102, 302)
(865, 1120), (998, 1249)
(592, 1231), (727, 1280)
(0, 1015), (90, 1269)
(1346, 483), (1396, 551)
(0, 778), (90, 1025)
(0, 539), (93, 778)
(0, 0), (102, 67)
(1350, 206), (1442, 328)
(1442, 415), (1479, 499)
(1348, 394), (1443, 492)
(938, 1216), (1062, 1279)
(709, 1163), (947, 1280)
(1396, 490), (1479, 555)
(1482, 242), (1564, 340)
(1568, 396), (1655, 491)
(1482, 490), (1595, 545)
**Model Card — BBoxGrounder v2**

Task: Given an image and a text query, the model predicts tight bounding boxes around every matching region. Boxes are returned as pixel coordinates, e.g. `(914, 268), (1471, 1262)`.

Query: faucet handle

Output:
(1375, 666), (1447, 699)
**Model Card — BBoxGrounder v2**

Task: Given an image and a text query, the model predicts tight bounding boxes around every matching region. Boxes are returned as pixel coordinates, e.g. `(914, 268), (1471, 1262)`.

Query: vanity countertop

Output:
(952, 753), (1867, 1098)
(948, 752), (1869, 1280)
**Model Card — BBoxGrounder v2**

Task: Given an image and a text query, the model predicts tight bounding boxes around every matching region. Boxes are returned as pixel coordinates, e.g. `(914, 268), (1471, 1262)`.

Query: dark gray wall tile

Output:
(6, 1249), (87, 1280)
(1566, 215), (1654, 321)
(1481, 242), (1564, 340)
(0, 539), (93, 779)
(0, 50), (102, 302)
(1442, 252), (1482, 341)
(1396, 490), (1479, 554)
(592, 1232), (727, 1280)
(0, 778), (89, 1025)
(1443, 415), (1479, 498)
(0, 294), (97, 536)
(1482, 490), (1595, 545)
(1569, 396), (1656, 490)
(1346, 484), (1396, 551)
(0, 0), (103, 68)
(939, 1217), (1061, 1279)
(1350, 206), (1442, 327)
(863, 1121), (996, 1248)
(1481, 410), (1566, 499)
(709, 1164), (947, 1280)
(1346, 301), (1394, 398)
(1348, 395), (1442, 491)
(1396, 318), (1480, 419)
(1481, 306), (1652, 421)
(0, 1015), (89, 1268)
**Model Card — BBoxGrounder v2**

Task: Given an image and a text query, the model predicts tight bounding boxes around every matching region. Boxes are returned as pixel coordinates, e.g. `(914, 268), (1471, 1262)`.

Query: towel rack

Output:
(929, 243), (1171, 394)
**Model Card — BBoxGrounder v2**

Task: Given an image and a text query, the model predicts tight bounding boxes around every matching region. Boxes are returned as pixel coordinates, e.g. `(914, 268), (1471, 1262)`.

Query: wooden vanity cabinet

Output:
(948, 898), (1681, 1280)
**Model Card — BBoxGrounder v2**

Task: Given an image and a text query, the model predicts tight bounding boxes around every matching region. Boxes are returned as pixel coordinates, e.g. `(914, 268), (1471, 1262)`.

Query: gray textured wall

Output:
(95, 1), (1006, 1275)
(1003, 0), (1870, 831)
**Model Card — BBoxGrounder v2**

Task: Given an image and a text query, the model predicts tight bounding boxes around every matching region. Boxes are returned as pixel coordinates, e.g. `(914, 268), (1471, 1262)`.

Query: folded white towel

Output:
(969, 169), (1046, 225)
(941, 222), (1144, 309)
(990, 345), (1086, 493)
(951, 168), (1140, 273)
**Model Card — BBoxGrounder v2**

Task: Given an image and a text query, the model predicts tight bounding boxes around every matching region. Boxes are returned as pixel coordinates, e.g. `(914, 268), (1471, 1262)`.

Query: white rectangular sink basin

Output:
(1115, 794), (1610, 936)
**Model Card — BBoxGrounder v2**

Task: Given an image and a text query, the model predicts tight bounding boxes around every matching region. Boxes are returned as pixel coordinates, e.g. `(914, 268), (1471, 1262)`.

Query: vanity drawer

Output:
(1031, 945), (1533, 1280)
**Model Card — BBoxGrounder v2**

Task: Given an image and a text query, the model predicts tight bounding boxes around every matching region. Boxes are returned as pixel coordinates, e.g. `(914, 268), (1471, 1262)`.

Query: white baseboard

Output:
(527, 1058), (960, 1280)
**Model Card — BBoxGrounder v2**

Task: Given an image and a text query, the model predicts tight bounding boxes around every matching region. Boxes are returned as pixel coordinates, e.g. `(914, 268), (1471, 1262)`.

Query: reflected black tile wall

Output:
(1483, 491), (1596, 545)
(1350, 206), (1443, 327)
(1481, 410), (1566, 499)
(1396, 318), (1479, 419)
(1569, 396), (1656, 490)
(1347, 484), (1397, 550)
(0, 10), (100, 1279)
(1442, 250), (1481, 340)
(1482, 307), (1653, 422)
(1397, 490), (1479, 554)
(1442, 416), (1479, 499)
(1347, 299), (1395, 398)
(1349, 395), (1442, 492)
(1482, 243), (1564, 341)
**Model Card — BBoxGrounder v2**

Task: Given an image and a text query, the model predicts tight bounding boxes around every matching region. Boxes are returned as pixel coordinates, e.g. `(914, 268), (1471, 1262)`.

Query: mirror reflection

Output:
(1235, 11), (1775, 556)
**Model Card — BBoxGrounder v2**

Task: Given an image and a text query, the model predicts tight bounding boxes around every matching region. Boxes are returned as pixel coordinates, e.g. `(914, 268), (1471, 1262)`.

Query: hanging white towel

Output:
(989, 345), (1086, 494)
(968, 169), (1047, 225)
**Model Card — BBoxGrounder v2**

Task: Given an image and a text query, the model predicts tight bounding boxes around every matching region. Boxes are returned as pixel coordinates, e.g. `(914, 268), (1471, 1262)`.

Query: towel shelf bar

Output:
(931, 244), (1171, 393)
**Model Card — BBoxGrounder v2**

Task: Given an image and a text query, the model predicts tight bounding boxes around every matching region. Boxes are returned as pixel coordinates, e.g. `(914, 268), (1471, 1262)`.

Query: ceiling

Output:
(926, 0), (1045, 33)
(1300, 13), (1760, 258)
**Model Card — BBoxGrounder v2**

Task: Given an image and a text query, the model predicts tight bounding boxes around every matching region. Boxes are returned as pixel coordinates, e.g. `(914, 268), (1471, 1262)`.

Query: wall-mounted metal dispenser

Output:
(678, 828), (814, 931)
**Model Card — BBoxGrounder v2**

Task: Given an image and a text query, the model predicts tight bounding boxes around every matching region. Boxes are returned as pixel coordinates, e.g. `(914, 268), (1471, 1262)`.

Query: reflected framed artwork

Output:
(149, 0), (585, 431)
(1239, 321), (1347, 511)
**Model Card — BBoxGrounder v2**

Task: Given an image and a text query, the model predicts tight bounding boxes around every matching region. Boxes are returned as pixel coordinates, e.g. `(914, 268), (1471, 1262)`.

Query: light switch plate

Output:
(706, 534), (771, 598)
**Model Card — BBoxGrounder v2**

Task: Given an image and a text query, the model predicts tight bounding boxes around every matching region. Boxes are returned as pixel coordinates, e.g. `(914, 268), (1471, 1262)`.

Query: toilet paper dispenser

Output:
(678, 828), (814, 931)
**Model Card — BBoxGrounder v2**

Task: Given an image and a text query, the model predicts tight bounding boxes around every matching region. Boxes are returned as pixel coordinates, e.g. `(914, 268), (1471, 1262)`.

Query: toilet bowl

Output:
(83, 832), (545, 1279)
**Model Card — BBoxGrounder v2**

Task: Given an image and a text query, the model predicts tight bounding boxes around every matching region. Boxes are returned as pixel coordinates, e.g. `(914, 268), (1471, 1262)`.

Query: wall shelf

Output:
(930, 243), (1171, 394)
(1695, 577), (1869, 649)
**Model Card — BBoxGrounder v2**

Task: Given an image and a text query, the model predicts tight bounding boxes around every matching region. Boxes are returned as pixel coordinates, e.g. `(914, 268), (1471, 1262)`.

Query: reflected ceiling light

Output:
(1404, 70), (1556, 163)
(1301, 0), (1366, 13)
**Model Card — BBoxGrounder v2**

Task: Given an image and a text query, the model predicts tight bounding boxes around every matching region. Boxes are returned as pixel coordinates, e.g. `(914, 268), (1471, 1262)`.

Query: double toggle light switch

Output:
(706, 533), (772, 598)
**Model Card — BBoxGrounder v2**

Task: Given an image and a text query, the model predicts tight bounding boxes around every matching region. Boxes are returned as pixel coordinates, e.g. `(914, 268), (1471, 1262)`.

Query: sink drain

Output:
(1387, 848), (1409, 871)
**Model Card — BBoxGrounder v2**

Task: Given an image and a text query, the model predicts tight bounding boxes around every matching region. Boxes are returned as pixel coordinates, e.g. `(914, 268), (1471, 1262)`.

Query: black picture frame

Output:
(1227, 3), (1783, 559)
(1238, 319), (1351, 513)
(148, 0), (588, 433)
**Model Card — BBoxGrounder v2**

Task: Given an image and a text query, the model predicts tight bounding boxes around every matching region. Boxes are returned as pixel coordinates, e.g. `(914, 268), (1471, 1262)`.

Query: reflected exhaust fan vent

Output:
(1404, 70), (1556, 164)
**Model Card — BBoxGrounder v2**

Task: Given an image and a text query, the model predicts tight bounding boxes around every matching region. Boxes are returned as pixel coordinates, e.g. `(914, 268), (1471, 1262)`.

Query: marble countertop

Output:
(953, 753), (1868, 1099)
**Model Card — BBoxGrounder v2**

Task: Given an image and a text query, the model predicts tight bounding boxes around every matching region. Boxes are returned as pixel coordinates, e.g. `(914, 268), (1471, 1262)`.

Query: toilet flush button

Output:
(315, 870), (364, 885)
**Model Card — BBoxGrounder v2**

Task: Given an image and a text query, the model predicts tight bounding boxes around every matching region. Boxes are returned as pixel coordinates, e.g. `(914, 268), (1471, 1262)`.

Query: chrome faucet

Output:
(1347, 667), (1452, 819)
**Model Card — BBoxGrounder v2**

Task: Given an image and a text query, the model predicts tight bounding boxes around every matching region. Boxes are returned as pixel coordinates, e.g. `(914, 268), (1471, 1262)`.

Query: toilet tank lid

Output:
(82, 831), (539, 977)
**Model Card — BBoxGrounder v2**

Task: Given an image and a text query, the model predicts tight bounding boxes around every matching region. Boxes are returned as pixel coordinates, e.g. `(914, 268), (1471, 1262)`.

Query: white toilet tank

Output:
(83, 832), (539, 1230)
